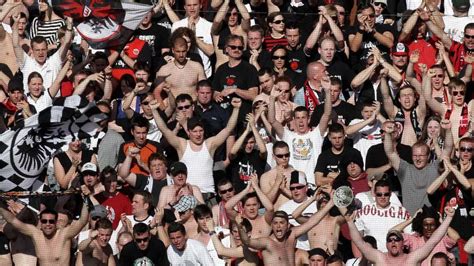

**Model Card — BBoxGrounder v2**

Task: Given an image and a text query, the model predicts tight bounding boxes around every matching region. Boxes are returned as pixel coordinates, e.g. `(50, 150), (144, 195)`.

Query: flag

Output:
(49, 0), (152, 49)
(0, 95), (107, 192)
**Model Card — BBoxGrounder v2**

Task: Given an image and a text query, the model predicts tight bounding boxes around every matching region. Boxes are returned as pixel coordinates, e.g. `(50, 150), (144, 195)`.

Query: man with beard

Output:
(120, 222), (169, 265)
(156, 37), (206, 100)
(345, 205), (455, 265)
(0, 202), (89, 265)
(76, 218), (115, 266)
(236, 193), (335, 266)
(383, 120), (453, 215)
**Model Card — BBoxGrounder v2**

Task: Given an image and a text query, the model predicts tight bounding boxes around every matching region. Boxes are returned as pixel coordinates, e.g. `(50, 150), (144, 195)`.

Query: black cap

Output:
(170, 161), (187, 176)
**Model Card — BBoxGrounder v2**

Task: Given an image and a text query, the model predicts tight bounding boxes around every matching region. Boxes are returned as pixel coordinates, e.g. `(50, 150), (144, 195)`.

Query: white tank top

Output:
(181, 141), (214, 193)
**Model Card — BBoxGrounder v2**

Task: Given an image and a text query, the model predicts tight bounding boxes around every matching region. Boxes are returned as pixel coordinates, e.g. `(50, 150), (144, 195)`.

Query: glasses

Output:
(177, 104), (192, 110)
(290, 185), (306, 191)
(367, 13), (376, 18)
(375, 192), (390, 197)
(273, 19), (285, 24)
(228, 45), (244, 51)
(464, 34), (474, 39)
(460, 147), (474, 152)
(452, 91), (465, 96)
(387, 237), (401, 243)
(219, 187), (234, 194)
(41, 219), (56, 224)
(432, 74), (444, 78)
(135, 237), (150, 243)
(91, 216), (101, 221)
(272, 55), (286, 60)
(279, 90), (291, 94)
(338, 12), (345, 15)
(275, 153), (290, 158)
(141, 101), (150, 105)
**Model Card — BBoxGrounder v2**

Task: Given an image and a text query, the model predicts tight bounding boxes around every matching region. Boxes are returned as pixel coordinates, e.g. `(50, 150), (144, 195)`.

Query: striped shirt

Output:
(263, 35), (288, 51)
(29, 17), (65, 45)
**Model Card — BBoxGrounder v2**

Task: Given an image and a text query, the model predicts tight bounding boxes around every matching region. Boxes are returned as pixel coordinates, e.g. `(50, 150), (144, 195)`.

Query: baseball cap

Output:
(170, 162), (187, 176)
(290, 170), (307, 186)
(452, 0), (470, 10)
(81, 162), (98, 175)
(90, 205), (107, 219)
(386, 229), (404, 242)
(374, 0), (387, 6)
(391, 43), (409, 56)
(173, 195), (198, 213)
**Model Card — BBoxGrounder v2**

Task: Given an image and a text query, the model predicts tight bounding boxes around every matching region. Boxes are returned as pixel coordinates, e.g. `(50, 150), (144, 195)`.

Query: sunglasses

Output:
(387, 237), (401, 243)
(135, 237), (150, 243)
(431, 74), (444, 78)
(41, 219), (56, 224)
(464, 34), (474, 39)
(141, 101), (150, 105)
(338, 12), (345, 15)
(219, 187), (234, 194)
(228, 45), (244, 51)
(460, 147), (474, 152)
(273, 19), (285, 24)
(290, 185), (306, 191)
(91, 216), (101, 221)
(367, 13), (376, 18)
(275, 153), (290, 158)
(272, 55), (286, 60)
(177, 104), (192, 110)
(452, 91), (465, 96)
(375, 192), (390, 197)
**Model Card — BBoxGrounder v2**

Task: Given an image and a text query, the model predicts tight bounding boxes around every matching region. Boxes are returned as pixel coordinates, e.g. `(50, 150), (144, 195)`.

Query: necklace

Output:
(174, 60), (186, 69)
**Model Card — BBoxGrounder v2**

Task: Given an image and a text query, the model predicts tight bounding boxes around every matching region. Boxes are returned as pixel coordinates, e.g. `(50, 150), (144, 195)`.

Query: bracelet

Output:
(209, 230), (216, 236)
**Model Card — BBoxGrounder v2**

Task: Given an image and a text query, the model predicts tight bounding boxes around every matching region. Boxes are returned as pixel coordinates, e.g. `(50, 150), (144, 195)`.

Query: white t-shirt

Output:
(282, 127), (324, 185)
(172, 17), (213, 78)
(355, 203), (411, 252)
(355, 191), (402, 208)
(205, 227), (230, 266)
(110, 215), (154, 255)
(279, 198), (317, 250)
(167, 238), (215, 266)
(348, 119), (382, 166)
(20, 50), (62, 93)
(443, 16), (472, 43)
(443, 0), (474, 16)
(27, 91), (53, 113)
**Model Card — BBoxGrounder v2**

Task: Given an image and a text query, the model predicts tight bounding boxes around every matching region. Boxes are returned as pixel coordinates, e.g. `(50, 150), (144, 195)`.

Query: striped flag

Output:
(49, 0), (152, 49)
(0, 95), (107, 192)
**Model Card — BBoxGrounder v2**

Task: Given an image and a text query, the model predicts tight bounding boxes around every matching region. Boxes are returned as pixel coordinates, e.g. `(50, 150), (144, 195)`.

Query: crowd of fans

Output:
(0, 0), (474, 265)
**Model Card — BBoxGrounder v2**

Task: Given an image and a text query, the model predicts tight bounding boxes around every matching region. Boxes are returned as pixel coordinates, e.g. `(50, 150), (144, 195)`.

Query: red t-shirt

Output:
(111, 38), (146, 81)
(97, 192), (132, 229)
(408, 39), (437, 80)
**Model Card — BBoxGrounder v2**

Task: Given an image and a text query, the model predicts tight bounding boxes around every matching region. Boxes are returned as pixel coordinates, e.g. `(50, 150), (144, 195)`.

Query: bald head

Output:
(306, 62), (326, 81)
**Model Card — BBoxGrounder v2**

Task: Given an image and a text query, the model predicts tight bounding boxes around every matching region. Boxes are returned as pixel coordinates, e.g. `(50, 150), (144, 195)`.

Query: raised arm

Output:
(49, 54), (73, 98)
(318, 76), (332, 135)
(398, 9), (420, 42)
(0, 205), (37, 237)
(249, 173), (274, 224)
(351, 57), (378, 90)
(268, 93), (285, 139)
(163, 0), (180, 24)
(347, 102), (379, 135)
(248, 113), (267, 158)
(424, 18), (452, 49)
(291, 193), (317, 224)
(225, 183), (251, 221)
(422, 68), (446, 115)
(304, 17), (323, 53)
(441, 120), (454, 158)
(409, 207), (454, 263)
(208, 98), (241, 152)
(78, 230), (98, 253)
(211, 0), (229, 35)
(117, 146), (139, 187)
(229, 123), (250, 159)
(426, 165), (450, 195)
(390, 209), (420, 232)
(293, 196), (334, 237)
(236, 214), (270, 250)
(235, 0), (250, 32)
(64, 199), (89, 239)
(445, 158), (471, 190)
(465, 236), (474, 253)
(206, 219), (245, 258)
(150, 100), (183, 151)
(59, 17), (74, 62)
(11, 13), (25, 66)
(383, 122), (401, 171)
(380, 74), (396, 119)
(73, 72), (104, 96)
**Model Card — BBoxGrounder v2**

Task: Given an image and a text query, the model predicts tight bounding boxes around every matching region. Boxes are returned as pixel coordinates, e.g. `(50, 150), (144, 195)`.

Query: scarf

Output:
(394, 108), (422, 138)
(444, 102), (469, 138)
(303, 80), (321, 113)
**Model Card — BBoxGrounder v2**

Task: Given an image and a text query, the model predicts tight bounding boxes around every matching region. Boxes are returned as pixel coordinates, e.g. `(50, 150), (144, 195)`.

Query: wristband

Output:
(209, 230), (216, 236)
(357, 28), (364, 34)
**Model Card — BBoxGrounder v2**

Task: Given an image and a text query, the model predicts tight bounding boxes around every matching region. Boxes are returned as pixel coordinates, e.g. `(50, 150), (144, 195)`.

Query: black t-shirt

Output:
(287, 45), (309, 89)
(365, 143), (412, 193)
(347, 23), (394, 67)
(0, 232), (9, 255)
(310, 100), (361, 127)
(315, 147), (359, 175)
(135, 174), (168, 207)
(325, 60), (356, 100)
(242, 49), (273, 71)
(135, 24), (170, 58)
(230, 149), (267, 193)
(119, 236), (169, 266)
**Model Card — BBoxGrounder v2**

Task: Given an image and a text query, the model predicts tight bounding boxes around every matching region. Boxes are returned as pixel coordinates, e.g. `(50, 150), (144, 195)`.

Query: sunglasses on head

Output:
(177, 104), (192, 110)
(219, 187), (234, 194)
(275, 152), (290, 158)
(452, 90), (465, 96)
(376, 192), (390, 197)
(373, 2), (386, 7)
(460, 147), (473, 152)
(273, 19), (285, 24)
(41, 219), (56, 224)
(272, 55), (286, 60)
(387, 236), (401, 243)
(135, 237), (150, 243)
(290, 185), (306, 191)
(228, 45), (244, 51)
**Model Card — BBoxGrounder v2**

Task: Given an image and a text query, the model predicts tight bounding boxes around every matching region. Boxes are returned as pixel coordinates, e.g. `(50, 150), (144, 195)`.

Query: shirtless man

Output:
(292, 190), (344, 252)
(344, 206), (455, 265)
(380, 70), (426, 146)
(157, 161), (204, 209)
(236, 195), (335, 266)
(0, 23), (17, 74)
(226, 175), (274, 238)
(77, 218), (115, 266)
(260, 141), (293, 210)
(156, 36), (206, 100)
(0, 201), (89, 265)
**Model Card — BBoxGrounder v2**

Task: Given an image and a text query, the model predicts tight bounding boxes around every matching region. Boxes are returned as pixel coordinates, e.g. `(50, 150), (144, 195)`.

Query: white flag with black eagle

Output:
(0, 95), (107, 192)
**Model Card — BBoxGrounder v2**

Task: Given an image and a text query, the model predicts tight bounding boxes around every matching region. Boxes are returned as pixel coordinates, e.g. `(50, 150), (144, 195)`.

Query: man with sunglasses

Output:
(353, 179), (411, 252)
(211, 179), (235, 228)
(458, 137), (474, 181)
(345, 204), (455, 265)
(0, 199), (89, 265)
(119, 222), (169, 265)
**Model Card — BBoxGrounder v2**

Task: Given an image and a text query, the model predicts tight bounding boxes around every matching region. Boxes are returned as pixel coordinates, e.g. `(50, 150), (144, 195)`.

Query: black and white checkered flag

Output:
(0, 95), (107, 192)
